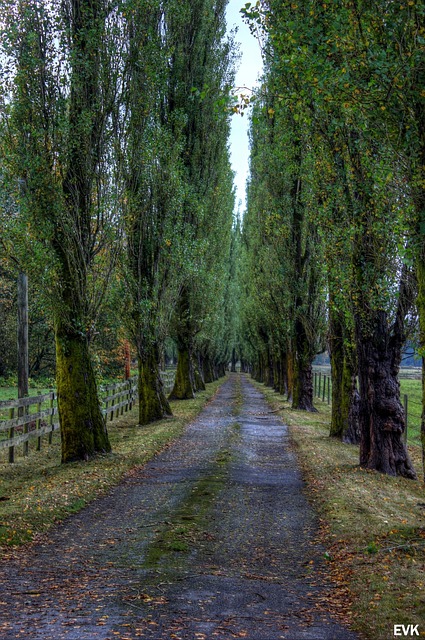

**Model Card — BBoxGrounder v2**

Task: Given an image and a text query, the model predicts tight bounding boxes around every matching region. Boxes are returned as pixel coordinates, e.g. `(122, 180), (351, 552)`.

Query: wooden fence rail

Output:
(0, 370), (175, 463)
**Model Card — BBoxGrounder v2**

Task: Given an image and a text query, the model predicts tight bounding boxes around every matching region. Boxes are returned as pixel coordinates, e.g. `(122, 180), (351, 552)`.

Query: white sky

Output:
(226, 0), (263, 216)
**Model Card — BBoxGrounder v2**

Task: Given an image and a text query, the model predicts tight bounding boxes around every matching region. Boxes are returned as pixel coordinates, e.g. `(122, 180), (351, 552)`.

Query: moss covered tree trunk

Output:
(138, 346), (171, 425)
(230, 347), (237, 373)
(169, 347), (195, 400)
(201, 353), (215, 383)
(286, 343), (294, 402)
(56, 320), (110, 463)
(58, 0), (112, 462)
(192, 353), (206, 391)
(292, 320), (316, 412)
(353, 260), (416, 477)
(329, 299), (359, 442)
(169, 287), (195, 400)
(279, 350), (288, 396)
(356, 311), (416, 478)
(352, 244), (416, 476)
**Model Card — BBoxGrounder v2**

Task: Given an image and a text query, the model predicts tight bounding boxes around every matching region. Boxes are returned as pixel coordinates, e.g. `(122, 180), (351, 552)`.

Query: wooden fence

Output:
(0, 392), (59, 463)
(0, 370), (175, 463)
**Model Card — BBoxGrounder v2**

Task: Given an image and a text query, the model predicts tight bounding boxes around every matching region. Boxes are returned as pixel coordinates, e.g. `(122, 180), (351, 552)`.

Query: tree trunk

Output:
(124, 340), (131, 380)
(286, 345), (294, 402)
(292, 361), (315, 411)
(202, 353), (215, 383)
(279, 350), (288, 396)
(230, 347), (237, 373)
(55, 320), (110, 463)
(169, 347), (194, 400)
(138, 347), (172, 425)
(329, 320), (344, 437)
(192, 354), (206, 391)
(170, 287), (194, 399)
(412, 94), (425, 480)
(273, 357), (279, 391)
(329, 301), (359, 442)
(343, 379), (360, 445)
(266, 347), (274, 387)
(356, 310), (416, 478)
(292, 321), (316, 411)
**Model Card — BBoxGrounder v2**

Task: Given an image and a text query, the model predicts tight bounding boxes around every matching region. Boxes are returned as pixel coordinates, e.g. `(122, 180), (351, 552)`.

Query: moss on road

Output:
(0, 374), (358, 640)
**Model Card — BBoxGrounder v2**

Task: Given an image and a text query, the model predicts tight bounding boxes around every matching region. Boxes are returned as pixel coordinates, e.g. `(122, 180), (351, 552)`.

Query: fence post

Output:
(22, 400), (29, 458)
(125, 380), (130, 413)
(322, 375), (326, 402)
(115, 384), (120, 419)
(36, 400), (42, 451)
(327, 376), (330, 404)
(314, 372), (316, 397)
(48, 393), (54, 444)
(403, 394), (408, 443)
(318, 372), (321, 399)
(8, 407), (15, 464)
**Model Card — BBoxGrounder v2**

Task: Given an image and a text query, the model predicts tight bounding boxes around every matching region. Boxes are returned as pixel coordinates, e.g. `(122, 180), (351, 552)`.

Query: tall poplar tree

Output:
(1, 0), (121, 461)
(118, 0), (185, 424)
(241, 65), (326, 411)
(167, 0), (235, 399)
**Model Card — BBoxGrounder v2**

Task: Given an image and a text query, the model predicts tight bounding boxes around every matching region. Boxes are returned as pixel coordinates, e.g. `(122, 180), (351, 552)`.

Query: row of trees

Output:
(0, 0), (236, 462)
(239, 0), (424, 479)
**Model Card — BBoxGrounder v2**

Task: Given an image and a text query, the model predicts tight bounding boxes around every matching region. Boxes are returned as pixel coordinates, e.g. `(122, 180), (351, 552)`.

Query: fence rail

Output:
(0, 370), (175, 463)
(313, 365), (422, 380)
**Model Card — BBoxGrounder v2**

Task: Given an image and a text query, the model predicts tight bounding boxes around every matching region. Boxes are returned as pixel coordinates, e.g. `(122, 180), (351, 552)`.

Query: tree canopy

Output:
(1, 0), (424, 480)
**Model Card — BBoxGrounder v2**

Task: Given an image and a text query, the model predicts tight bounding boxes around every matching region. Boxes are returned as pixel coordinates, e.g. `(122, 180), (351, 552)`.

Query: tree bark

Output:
(138, 346), (171, 425)
(201, 353), (215, 383)
(286, 344), (294, 402)
(356, 310), (416, 478)
(56, 320), (110, 463)
(292, 320), (316, 412)
(169, 347), (195, 400)
(279, 350), (288, 396)
(230, 347), (237, 373)
(328, 300), (359, 442)
(192, 353), (206, 391)
(169, 286), (194, 399)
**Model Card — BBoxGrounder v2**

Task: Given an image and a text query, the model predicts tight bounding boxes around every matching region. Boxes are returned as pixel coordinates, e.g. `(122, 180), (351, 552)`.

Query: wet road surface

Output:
(0, 374), (358, 639)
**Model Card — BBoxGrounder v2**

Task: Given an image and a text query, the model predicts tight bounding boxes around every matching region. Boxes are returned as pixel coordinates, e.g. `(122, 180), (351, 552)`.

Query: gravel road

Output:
(0, 374), (358, 639)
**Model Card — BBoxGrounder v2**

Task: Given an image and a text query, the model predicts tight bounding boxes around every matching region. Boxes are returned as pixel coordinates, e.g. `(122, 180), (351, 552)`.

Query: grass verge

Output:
(252, 378), (425, 640)
(0, 378), (225, 559)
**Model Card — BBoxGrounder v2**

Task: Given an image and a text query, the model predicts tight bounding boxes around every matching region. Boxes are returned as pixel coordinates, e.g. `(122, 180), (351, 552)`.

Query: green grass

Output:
(399, 379), (422, 446)
(0, 377), (225, 556)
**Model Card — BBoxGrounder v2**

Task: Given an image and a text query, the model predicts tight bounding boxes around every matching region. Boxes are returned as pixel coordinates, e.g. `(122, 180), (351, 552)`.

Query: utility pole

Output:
(17, 271), (29, 402)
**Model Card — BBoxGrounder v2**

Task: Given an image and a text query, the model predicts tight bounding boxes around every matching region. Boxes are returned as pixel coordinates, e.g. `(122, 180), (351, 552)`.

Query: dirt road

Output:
(0, 374), (358, 639)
